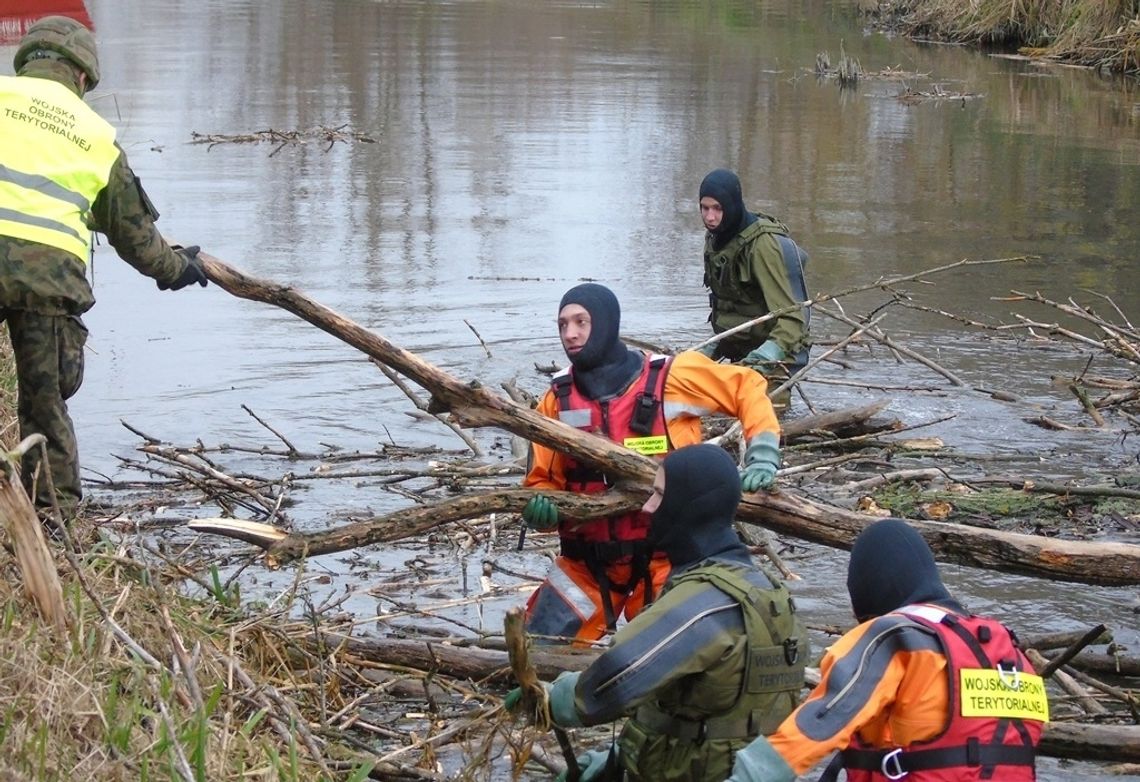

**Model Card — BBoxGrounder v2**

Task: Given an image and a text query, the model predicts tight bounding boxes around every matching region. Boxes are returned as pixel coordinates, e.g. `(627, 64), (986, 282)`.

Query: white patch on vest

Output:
(900, 604), (948, 624)
(559, 409), (592, 428)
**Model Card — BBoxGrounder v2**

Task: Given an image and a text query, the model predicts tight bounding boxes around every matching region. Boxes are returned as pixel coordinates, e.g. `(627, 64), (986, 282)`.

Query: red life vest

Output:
(842, 604), (1043, 782)
(552, 353), (672, 547)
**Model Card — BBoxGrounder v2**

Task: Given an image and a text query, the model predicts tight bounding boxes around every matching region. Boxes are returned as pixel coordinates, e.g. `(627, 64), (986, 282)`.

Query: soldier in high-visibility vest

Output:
(1, 16), (208, 521)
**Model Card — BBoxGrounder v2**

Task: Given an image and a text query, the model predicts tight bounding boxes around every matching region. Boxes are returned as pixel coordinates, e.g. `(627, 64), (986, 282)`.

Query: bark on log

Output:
(198, 253), (1140, 587)
(264, 489), (643, 565)
(1061, 651), (1140, 679)
(1022, 628), (1113, 652)
(781, 400), (895, 440)
(312, 632), (597, 682)
(1039, 722), (1140, 763)
(316, 632), (1140, 763)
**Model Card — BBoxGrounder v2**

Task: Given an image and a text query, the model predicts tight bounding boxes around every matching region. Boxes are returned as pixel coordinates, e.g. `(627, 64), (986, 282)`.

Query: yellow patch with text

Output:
(623, 435), (668, 456)
(959, 669), (1049, 722)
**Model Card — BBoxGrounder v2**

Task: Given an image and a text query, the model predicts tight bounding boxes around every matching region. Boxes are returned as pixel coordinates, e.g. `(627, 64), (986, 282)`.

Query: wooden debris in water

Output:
(896, 83), (984, 103)
(189, 124), (378, 156)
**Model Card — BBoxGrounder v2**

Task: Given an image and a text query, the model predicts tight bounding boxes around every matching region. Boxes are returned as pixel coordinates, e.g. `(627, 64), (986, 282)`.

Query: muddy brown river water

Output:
(3, 0), (1138, 777)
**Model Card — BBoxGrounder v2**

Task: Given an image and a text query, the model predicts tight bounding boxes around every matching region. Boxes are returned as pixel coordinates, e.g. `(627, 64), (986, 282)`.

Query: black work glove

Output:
(159, 245), (208, 291)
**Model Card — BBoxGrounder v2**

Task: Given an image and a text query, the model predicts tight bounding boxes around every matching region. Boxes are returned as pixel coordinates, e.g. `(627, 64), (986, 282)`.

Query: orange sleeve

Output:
(522, 389), (567, 491)
(661, 351), (780, 445)
(767, 618), (951, 775)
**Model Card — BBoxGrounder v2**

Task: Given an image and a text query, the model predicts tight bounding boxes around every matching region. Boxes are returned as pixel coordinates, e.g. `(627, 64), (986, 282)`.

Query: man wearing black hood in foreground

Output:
(508, 444), (805, 782)
(522, 284), (783, 644)
(728, 518), (1046, 782)
(697, 168), (811, 377)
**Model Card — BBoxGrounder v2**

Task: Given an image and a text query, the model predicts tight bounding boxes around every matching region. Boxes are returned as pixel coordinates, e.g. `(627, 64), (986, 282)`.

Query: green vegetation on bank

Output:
(860, 0), (1140, 75)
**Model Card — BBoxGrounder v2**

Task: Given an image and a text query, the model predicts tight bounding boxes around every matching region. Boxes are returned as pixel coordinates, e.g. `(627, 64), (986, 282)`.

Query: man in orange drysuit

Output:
(728, 518), (1046, 782)
(521, 283), (782, 644)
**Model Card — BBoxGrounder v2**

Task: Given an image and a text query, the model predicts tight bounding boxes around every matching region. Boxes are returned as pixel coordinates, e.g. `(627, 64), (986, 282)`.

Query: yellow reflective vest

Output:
(0, 74), (119, 262)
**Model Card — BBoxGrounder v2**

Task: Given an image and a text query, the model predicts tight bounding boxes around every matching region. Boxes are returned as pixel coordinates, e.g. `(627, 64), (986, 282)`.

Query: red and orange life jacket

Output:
(842, 604), (1044, 782)
(552, 353), (672, 548)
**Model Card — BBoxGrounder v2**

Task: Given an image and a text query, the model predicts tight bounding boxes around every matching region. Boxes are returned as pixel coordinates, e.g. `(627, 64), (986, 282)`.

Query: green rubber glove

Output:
(741, 432), (781, 492)
(726, 735), (796, 782)
(502, 671), (582, 727)
(742, 339), (785, 369)
(556, 747), (618, 782)
(523, 494), (559, 530)
(547, 671), (583, 727)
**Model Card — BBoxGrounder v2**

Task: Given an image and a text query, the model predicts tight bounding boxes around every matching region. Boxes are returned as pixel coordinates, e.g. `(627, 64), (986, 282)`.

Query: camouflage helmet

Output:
(14, 16), (100, 90)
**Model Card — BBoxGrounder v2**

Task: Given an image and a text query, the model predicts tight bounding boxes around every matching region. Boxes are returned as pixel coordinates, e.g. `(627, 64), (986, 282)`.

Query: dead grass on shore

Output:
(0, 532), (368, 781)
(860, 0), (1140, 75)
(0, 326), (16, 451)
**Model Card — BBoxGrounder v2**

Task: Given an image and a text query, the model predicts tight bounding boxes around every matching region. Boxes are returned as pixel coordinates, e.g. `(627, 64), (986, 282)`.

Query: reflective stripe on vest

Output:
(841, 605), (1043, 782)
(0, 75), (118, 262)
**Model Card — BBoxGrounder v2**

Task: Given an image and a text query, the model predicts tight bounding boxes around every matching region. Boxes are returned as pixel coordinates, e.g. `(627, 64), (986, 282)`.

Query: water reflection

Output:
(5, 1), (1136, 775)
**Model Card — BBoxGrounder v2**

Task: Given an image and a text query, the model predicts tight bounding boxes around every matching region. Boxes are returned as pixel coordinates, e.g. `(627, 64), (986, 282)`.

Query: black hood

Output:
(559, 283), (643, 400)
(649, 444), (750, 569)
(846, 518), (954, 623)
(700, 168), (757, 250)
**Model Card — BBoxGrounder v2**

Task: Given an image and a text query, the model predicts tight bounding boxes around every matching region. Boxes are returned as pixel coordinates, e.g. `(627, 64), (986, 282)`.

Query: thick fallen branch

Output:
(194, 252), (1140, 586)
(314, 632), (597, 682)
(192, 483), (1140, 588)
(316, 632), (1140, 763)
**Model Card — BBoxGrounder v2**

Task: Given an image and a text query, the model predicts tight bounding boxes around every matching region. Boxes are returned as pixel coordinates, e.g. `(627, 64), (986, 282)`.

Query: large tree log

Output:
(196, 253), (1140, 586)
(314, 632), (597, 682)
(315, 633), (1140, 763)
(1039, 722), (1140, 763)
(781, 400), (895, 440)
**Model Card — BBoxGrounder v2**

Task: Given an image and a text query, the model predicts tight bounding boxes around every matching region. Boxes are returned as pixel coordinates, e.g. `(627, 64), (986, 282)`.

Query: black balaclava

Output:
(559, 283), (644, 400)
(846, 518), (956, 623)
(649, 443), (750, 570)
(699, 168), (757, 251)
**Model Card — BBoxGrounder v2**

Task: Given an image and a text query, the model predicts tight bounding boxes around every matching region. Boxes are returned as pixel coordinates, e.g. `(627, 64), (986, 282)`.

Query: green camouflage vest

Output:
(618, 562), (807, 782)
(703, 215), (791, 331)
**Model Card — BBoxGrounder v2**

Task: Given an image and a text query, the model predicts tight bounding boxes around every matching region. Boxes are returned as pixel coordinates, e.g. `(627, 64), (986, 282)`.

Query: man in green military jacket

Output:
(507, 443), (807, 781)
(1, 16), (208, 520)
(697, 168), (811, 377)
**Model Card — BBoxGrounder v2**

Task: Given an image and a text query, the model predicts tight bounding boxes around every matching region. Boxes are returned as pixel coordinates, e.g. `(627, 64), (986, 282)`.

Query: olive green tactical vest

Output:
(618, 562), (807, 782)
(703, 216), (790, 337)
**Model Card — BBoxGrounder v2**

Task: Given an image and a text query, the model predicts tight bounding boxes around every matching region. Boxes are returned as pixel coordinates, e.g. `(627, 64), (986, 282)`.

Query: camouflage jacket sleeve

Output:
(89, 144), (186, 286)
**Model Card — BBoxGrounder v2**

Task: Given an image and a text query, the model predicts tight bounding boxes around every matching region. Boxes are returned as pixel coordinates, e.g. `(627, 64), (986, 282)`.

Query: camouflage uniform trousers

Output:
(0, 307), (87, 515)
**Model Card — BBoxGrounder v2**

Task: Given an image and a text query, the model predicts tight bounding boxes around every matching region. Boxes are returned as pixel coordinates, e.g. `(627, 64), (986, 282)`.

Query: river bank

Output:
(860, 0), (1140, 75)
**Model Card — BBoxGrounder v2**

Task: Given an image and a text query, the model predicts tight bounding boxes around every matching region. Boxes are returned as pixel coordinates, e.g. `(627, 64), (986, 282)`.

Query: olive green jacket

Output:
(703, 214), (809, 360)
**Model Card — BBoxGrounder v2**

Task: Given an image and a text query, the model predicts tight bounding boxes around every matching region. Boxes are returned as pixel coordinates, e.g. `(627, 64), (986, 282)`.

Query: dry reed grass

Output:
(0, 532), (356, 781)
(0, 326), (16, 451)
(861, 0), (1140, 74)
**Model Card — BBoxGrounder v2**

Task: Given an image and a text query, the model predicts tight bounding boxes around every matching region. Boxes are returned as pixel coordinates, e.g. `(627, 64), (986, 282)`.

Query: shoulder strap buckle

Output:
(628, 356), (667, 435)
